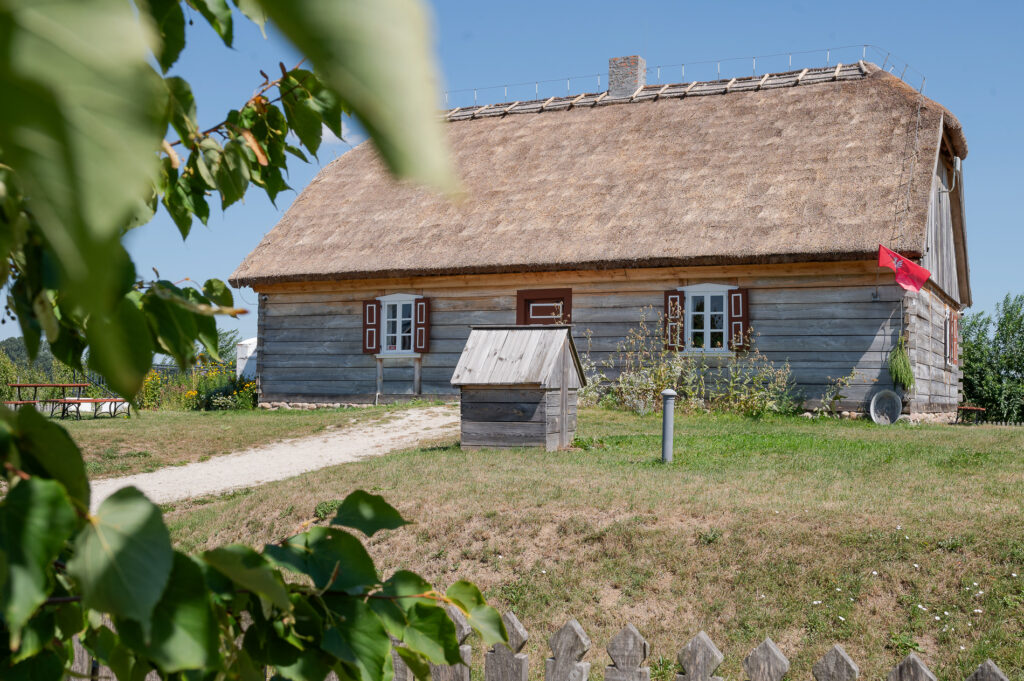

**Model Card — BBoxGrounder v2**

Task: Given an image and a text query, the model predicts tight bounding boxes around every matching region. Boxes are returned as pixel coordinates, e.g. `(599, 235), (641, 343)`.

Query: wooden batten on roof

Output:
(230, 62), (969, 288)
(450, 325), (585, 389)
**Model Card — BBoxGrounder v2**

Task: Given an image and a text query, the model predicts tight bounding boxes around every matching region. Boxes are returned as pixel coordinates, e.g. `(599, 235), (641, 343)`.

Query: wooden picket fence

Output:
(70, 608), (1011, 681)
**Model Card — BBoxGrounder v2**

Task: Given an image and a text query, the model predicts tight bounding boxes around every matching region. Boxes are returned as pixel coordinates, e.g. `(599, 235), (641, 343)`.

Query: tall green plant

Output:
(888, 335), (915, 391)
(0, 1), (503, 679)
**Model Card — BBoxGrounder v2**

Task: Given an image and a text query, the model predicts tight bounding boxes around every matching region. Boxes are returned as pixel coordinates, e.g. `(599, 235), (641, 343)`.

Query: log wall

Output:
(905, 285), (962, 413)
(254, 261), (941, 412)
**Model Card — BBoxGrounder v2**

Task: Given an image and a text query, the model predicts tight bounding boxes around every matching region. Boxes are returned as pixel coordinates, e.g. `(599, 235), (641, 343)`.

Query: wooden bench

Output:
(47, 398), (130, 420)
(955, 405), (986, 424)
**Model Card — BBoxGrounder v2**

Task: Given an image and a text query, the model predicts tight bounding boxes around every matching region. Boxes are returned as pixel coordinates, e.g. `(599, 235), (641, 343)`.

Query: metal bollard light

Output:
(661, 388), (677, 463)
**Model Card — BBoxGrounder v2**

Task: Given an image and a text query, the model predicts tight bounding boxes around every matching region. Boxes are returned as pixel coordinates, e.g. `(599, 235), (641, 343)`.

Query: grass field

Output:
(65, 403), (422, 477)
(160, 408), (1024, 681)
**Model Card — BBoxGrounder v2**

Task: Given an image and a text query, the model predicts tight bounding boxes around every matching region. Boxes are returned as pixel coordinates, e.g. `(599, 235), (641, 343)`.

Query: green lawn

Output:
(160, 408), (1024, 681)
(64, 402), (429, 477)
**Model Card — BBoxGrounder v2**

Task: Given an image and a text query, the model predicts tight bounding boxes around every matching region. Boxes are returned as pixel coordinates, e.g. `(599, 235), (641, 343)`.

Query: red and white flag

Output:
(878, 245), (931, 292)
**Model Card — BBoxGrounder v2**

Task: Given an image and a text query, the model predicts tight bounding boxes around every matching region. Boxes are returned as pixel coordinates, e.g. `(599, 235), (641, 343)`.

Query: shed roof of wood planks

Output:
(452, 326), (586, 451)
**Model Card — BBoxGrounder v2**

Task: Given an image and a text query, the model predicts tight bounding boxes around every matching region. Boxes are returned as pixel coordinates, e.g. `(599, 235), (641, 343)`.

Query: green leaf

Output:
(118, 552), (219, 672)
(12, 608), (55, 663)
(53, 599), (83, 639)
(402, 603), (460, 665)
(279, 70), (330, 155)
(4, 648), (63, 681)
(264, 526), (378, 592)
(14, 407), (90, 510)
(0, 478), (76, 646)
(369, 570), (434, 638)
(86, 293), (155, 399)
(445, 581), (506, 647)
(330, 490), (409, 537)
(142, 287), (199, 368)
(394, 645), (431, 681)
(257, 0), (457, 191)
(67, 487), (174, 638)
(216, 140), (250, 208)
(165, 76), (198, 145)
(203, 278), (234, 308)
(0, 0), (165, 316)
(232, 0), (266, 33)
(190, 0), (234, 45)
(274, 646), (334, 681)
(146, 0), (187, 72)
(320, 597), (390, 681)
(201, 545), (291, 611)
(181, 287), (219, 361)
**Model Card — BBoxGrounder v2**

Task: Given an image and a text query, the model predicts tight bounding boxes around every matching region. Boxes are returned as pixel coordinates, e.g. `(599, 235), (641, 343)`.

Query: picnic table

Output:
(955, 405), (986, 424)
(4, 383), (129, 419)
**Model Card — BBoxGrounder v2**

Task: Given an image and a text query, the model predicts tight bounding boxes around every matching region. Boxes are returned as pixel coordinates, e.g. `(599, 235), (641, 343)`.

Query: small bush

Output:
(314, 499), (343, 520)
(581, 309), (802, 417)
(137, 364), (257, 411)
(696, 528), (722, 545)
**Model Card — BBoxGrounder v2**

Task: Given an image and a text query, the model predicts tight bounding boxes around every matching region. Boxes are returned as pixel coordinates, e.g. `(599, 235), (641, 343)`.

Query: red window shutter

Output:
(664, 291), (684, 350)
(727, 288), (750, 351)
(362, 300), (380, 353)
(413, 297), (431, 353)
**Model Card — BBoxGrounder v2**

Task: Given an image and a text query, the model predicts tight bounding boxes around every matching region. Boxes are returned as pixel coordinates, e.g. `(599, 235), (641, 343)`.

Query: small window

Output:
(377, 294), (421, 355)
(681, 284), (734, 353)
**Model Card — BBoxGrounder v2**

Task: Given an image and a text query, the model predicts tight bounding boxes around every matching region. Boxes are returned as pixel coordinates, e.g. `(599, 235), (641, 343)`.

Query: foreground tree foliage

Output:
(0, 1), (502, 678)
(961, 293), (1024, 422)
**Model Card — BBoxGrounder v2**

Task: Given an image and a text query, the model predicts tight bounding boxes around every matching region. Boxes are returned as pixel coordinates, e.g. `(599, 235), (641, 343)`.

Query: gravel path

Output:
(89, 405), (459, 511)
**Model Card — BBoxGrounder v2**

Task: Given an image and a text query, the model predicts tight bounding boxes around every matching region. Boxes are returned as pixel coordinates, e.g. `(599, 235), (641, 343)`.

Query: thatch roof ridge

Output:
(231, 62), (966, 287)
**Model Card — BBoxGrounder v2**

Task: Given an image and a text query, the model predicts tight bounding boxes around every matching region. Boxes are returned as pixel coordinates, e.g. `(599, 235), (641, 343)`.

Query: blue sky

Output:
(40, 0), (1024, 343)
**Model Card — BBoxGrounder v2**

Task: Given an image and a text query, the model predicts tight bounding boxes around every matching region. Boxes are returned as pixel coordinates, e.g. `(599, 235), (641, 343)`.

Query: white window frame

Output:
(376, 293), (422, 357)
(677, 283), (736, 354)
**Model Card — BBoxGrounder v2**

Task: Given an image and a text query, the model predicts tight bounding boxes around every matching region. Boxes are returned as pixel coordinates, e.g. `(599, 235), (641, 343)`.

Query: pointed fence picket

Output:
(481, 616), (1009, 681)
(72, 611), (1013, 681)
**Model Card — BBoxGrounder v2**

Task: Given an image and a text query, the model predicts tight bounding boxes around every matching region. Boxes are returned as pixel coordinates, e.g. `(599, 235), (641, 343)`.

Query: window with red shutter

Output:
(362, 300), (381, 353)
(516, 289), (572, 325)
(413, 298), (431, 352)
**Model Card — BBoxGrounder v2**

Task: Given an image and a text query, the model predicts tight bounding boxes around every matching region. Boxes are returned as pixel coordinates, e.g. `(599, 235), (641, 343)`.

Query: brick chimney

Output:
(608, 55), (646, 98)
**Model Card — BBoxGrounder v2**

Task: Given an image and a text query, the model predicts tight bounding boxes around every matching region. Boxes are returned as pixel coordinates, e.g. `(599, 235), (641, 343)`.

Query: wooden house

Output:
(230, 56), (970, 415)
(452, 325), (584, 451)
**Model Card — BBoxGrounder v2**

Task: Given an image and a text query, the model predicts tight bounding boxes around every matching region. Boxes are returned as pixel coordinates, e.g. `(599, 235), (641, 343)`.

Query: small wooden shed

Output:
(451, 325), (586, 451)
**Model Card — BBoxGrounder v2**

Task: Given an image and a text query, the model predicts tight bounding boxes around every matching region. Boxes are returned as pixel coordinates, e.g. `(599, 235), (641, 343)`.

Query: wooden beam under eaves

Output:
(794, 68), (809, 85)
(756, 73), (770, 90)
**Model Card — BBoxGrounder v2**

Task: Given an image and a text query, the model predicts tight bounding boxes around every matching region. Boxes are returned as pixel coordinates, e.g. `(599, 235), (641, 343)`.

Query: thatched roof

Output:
(231, 62), (967, 287)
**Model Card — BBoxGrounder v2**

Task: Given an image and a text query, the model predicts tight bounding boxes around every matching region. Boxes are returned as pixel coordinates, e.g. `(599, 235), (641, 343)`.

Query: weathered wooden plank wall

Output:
(255, 262), (922, 411)
(906, 286), (961, 413)
(922, 162), (961, 305)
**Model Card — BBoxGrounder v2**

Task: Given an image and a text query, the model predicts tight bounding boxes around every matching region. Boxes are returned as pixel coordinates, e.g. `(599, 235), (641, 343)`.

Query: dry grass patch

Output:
(67, 402), (427, 478)
(162, 409), (1024, 680)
